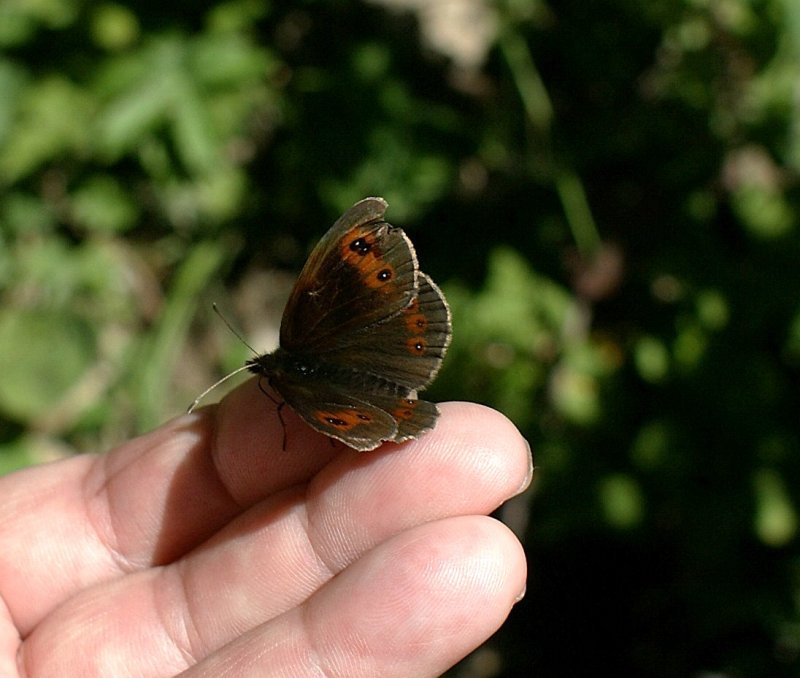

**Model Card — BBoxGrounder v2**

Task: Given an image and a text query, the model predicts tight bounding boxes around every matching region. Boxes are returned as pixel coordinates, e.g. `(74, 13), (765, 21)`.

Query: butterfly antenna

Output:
(212, 302), (259, 356)
(187, 303), (261, 413)
(188, 364), (252, 413)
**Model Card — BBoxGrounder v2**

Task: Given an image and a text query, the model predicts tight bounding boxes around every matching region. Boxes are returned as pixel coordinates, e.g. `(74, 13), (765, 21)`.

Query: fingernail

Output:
(514, 585), (527, 603)
(515, 438), (535, 496)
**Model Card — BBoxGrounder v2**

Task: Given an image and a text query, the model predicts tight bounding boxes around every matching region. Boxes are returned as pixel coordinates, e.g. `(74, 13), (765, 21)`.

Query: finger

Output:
(186, 516), (526, 677)
(182, 403), (530, 645)
(19, 516), (526, 677)
(15, 403), (531, 669)
(159, 402), (530, 650)
(0, 377), (338, 634)
(304, 401), (532, 571)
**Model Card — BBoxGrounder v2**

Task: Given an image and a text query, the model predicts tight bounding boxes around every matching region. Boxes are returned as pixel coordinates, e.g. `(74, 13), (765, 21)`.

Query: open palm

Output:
(1, 380), (529, 676)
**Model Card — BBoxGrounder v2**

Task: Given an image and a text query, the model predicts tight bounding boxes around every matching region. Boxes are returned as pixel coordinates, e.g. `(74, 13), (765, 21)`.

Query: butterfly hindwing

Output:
(319, 273), (451, 390)
(275, 377), (440, 451)
(274, 380), (399, 451)
(376, 392), (440, 443)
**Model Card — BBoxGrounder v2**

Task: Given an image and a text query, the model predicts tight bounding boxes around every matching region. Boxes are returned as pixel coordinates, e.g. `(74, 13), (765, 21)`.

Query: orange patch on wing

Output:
(406, 337), (427, 355)
(339, 227), (395, 290)
(404, 296), (429, 332)
(404, 310), (428, 334)
(339, 227), (375, 260)
(364, 264), (394, 289)
(315, 408), (373, 431)
(393, 398), (418, 421)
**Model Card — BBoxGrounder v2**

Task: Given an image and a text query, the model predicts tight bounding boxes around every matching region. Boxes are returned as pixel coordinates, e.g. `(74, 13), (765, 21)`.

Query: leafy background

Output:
(2, 0), (800, 675)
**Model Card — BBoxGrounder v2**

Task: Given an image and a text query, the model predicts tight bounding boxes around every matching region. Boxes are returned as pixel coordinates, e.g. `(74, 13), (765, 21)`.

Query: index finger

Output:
(0, 378), (337, 634)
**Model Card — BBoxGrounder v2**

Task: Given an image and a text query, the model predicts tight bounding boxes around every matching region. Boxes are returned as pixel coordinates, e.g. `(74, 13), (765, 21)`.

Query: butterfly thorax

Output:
(246, 348), (310, 380)
(247, 348), (409, 397)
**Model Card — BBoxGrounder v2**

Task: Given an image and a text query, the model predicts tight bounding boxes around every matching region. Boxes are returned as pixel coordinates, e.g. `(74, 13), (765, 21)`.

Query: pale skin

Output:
(0, 379), (531, 677)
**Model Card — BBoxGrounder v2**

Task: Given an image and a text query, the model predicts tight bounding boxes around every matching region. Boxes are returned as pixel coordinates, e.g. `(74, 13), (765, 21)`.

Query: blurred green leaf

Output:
(754, 468), (798, 546)
(0, 439), (35, 475)
(1, 191), (57, 236)
(599, 473), (645, 529)
(635, 335), (669, 383)
(132, 240), (226, 431)
(0, 309), (95, 421)
(0, 0), (78, 46)
(90, 3), (140, 51)
(0, 77), (92, 182)
(71, 175), (139, 233)
(0, 59), (26, 144)
(95, 36), (186, 159)
(732, 185), (794, 239)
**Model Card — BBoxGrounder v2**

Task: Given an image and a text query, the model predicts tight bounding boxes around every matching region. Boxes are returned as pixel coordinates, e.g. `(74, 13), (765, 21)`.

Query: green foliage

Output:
(0, 308), (94, 420)
(2, 0), (800, 675)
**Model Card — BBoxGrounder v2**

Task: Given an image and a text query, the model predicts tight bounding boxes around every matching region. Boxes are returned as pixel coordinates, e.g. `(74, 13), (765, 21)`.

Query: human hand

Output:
(1, 379), (530, 676)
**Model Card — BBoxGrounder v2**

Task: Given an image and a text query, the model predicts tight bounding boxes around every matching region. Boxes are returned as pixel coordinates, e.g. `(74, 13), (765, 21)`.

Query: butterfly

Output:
(192, 197), (451, 452)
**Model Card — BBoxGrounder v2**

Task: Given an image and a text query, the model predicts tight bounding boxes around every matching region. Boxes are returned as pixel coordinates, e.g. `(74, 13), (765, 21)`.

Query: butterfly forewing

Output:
(280, 198), (418, 352)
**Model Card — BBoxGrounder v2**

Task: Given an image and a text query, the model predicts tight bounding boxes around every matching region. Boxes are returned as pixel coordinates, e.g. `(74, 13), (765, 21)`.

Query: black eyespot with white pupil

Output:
(327, 416), (347, 426)
(349, 238), (371, 255)
(377, 269), (392, 282)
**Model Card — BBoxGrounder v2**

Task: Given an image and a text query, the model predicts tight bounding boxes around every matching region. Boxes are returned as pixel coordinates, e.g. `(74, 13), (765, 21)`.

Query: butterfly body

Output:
(246, 197), (451, 452)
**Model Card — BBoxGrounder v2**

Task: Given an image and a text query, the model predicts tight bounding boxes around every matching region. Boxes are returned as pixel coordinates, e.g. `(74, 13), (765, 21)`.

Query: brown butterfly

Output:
(192, 197), (451, 452)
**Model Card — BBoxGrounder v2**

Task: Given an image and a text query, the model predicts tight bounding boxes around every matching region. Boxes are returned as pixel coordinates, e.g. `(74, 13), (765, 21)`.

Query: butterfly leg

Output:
(276, 401), (287, 451)
(257, 376), (288, 450)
